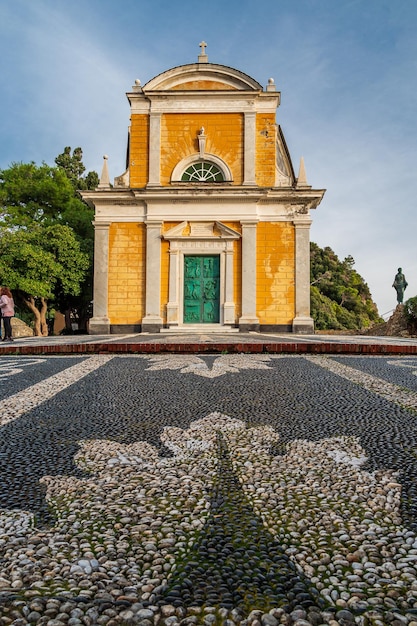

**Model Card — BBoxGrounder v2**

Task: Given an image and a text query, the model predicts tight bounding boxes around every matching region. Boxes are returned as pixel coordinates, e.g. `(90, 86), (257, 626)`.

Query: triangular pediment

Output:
(163, 221), (240, 240)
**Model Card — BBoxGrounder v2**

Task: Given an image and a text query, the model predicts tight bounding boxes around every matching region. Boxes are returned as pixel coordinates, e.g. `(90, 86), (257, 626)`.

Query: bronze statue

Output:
(392, 267), (408, 304)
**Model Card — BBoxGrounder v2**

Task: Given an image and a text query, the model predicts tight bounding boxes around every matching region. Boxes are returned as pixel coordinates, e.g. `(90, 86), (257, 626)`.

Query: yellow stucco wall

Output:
(130, 114), (149, 188)
(256, 113), (276, 187)
(160, 113), (244, 185)
(107, 221), (294, 327)
(108, 223), (145, 324)
(129, 112), (278, 189)
(256, 222), (295, 325)
(172, 80), (235, 90)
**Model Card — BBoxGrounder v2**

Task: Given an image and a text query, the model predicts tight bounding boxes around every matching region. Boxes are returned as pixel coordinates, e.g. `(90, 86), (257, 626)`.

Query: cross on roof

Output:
(199, 41), (207, 55)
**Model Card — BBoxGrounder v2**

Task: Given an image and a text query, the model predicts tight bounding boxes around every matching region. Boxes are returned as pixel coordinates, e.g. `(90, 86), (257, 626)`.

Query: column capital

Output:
(240, 219), (259, 226)
(293, 218), (312, 228)
(92, 221), (111, 229)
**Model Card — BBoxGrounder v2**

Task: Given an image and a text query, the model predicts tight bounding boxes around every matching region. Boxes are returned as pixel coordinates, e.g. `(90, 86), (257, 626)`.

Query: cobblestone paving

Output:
(1, 355), (417, 625)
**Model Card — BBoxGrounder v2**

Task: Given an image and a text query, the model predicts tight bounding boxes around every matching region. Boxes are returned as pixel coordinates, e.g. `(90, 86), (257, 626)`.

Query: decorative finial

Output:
(198, 41), (208, 63)
(132, 79), (142, 92)
(296, 156), (310, 188)
(266, 77), (276, 92)
(98, 155), (111, 189)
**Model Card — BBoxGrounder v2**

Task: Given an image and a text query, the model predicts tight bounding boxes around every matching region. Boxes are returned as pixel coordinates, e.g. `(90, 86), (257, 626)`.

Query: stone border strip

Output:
(0, 341), (416, 356)
(0, 355), (114, 426)
(305, 354), (417, 412)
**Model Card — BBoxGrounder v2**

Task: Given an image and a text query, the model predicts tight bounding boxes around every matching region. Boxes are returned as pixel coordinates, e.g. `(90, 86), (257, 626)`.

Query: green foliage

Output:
(54, 147), (97, 328)
(0, 224), (89, 298)
(310, 243), (381, 331)
(55, 147), (99, 191)
(404, 296), (417, 334)
(0, 153), (97, 333)
(0, 162), (75, 228)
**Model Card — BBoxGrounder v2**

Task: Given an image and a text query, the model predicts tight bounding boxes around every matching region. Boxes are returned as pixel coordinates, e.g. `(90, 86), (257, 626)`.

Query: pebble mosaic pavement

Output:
(1, 354), (417, 625)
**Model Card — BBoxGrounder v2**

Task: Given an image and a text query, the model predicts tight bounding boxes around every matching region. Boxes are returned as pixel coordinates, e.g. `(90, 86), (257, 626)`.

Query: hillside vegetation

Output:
(310, 243), (381, 331)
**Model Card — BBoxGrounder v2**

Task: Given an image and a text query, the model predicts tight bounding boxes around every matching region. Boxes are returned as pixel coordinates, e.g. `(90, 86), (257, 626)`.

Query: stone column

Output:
(292, 218), (314, 334)
(243, 112), (256, 186)
(89, 221), (111, 335)
(223, 242), (235, 324)
(142, 221), (163, 332)
(239, 221), (259, 331)
(148, 112), (161, 186)
(166, 247), (179, 326)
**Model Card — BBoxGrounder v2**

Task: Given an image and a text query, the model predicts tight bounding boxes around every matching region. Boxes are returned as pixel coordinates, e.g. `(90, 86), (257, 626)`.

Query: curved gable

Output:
(143, 63), (262, 92)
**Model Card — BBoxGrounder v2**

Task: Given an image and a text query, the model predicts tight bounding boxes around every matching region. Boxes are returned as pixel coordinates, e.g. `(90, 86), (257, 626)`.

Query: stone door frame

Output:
(163, 221), (240, 328)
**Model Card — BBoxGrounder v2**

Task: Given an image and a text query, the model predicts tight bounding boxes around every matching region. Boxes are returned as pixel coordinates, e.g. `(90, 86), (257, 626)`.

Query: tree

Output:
(404, 296), (417, 335)
(0, 225), (89, 335)
(54, 147), (98, 331)
(55, 147), (99, 191)
(0, 161), (93, 335)
(310, 242), (381, 331)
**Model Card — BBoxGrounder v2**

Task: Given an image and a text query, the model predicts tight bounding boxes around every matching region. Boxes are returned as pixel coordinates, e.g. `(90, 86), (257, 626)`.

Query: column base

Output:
(292, 316), (315, 334)
(166, 304), (179, 325)
(142, 316), (163, 333)
(223, 303), (235, 325)
(239, 316), (260, 332)
(88, 317), (111, 335)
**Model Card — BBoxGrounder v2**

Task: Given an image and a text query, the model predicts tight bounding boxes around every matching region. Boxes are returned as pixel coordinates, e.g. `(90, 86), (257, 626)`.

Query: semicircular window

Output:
(181, 162), (225, 182)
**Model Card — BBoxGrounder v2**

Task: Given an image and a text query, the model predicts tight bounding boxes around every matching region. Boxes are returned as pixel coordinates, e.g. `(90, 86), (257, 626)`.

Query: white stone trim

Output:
(148, 112), (161, 186)
(89, 222), (111, 334)
(243, 112), (256, 186)
(129, 95), (279, 115)
(142, 63), (263, 91)
(239, 221), (259, 329)
(142, 221), (163, 330)
(293, 219), (314, 334)
(171, 153), (232, 182)
(163, 222), (239, 327)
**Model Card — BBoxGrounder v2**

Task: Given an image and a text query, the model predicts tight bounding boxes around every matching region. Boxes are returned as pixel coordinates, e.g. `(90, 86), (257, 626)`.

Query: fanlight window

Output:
(181, 162), (225, 182)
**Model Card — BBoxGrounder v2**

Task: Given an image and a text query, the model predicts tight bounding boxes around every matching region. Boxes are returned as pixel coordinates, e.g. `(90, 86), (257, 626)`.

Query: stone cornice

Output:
(128, 93), (279, 115)
(82, 186), (325, 208)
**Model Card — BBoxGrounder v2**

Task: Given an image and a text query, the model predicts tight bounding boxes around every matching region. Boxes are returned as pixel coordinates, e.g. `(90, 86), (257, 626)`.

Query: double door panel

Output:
(184, 255), (220, 324)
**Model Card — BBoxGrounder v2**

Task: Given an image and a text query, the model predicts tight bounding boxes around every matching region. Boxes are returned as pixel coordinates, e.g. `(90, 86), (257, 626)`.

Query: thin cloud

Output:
(0, 0), (416, 318)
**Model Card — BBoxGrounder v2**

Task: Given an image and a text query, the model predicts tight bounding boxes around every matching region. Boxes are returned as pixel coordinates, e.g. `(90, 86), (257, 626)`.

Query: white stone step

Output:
(160, 324), (239, 334)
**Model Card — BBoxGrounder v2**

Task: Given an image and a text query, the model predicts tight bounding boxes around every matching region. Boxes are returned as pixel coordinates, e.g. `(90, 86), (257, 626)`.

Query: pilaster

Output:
(89, 221), (111, 335)
(223, 243), (235, 324)
(243, 112), (256, 186)
(239, 220), (259, 331)
(166, 249), (180, 325)
(293, 218), (314, 334)
(142, 221), (163, 332)
(148, 112), (161, 186)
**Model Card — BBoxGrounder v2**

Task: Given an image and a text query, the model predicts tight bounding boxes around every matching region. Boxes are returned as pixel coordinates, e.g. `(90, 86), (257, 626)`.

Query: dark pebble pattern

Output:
(1, 354), (417, 624)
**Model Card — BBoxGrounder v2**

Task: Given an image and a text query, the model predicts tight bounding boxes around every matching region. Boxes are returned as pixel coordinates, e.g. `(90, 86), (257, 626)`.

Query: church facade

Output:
(83, 44), (325, 335)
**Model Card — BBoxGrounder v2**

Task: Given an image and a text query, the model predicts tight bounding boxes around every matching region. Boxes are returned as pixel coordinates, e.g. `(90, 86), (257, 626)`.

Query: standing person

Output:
(0, 287), (15, 341)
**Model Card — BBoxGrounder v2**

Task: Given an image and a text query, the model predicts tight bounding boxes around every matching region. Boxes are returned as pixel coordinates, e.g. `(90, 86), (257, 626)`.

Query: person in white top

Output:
(0, 287), (15, 341)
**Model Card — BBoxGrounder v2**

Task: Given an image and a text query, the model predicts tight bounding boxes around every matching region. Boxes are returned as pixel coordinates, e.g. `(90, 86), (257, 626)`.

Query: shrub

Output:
(404, 296), (417, 334)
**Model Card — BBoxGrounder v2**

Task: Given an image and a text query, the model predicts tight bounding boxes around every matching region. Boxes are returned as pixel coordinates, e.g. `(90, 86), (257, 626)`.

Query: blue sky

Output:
(1, 0), (416, 319)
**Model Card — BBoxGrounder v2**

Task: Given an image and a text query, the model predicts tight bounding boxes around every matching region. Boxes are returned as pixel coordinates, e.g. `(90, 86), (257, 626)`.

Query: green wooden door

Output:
(184, 256), (220, 323)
